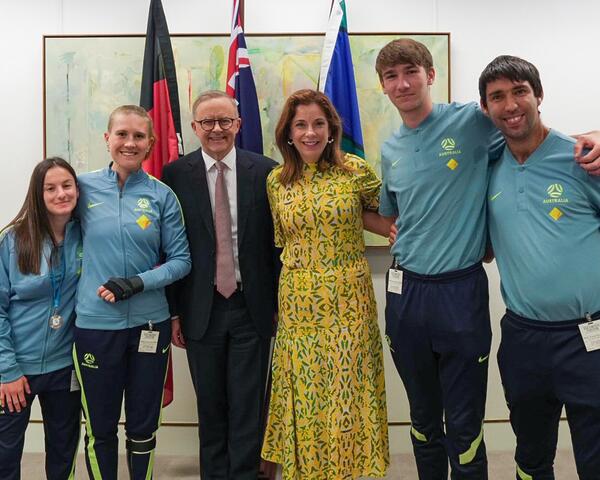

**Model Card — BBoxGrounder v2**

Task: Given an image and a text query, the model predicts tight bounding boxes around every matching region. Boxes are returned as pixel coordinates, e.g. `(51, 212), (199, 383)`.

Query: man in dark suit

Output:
(161, 90), (279, 480)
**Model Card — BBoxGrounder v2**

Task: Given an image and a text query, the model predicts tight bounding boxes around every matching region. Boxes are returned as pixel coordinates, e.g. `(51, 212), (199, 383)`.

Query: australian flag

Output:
(226, 0), (264, 154)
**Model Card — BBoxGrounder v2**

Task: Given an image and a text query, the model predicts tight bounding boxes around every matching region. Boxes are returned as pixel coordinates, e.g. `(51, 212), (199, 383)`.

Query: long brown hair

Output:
(275, 89), (351, 185)
(4, 157), (77, 274)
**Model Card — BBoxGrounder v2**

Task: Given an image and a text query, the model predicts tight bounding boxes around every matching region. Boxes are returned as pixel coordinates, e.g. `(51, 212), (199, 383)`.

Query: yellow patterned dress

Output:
(262, 155), (389, 479)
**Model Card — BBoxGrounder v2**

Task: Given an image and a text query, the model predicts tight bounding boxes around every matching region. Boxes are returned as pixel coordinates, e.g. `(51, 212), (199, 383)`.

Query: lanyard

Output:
(49, 245), (66, 313)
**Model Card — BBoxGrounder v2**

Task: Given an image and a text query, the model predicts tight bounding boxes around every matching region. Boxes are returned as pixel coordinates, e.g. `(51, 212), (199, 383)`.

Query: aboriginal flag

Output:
(140, 0), (182, 407)
(140, 0), (183, 180)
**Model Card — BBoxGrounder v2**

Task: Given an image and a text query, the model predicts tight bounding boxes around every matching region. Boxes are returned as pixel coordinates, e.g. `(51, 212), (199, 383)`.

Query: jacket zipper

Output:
(118, 184), (131, 327)
(41, 242), (54, 373)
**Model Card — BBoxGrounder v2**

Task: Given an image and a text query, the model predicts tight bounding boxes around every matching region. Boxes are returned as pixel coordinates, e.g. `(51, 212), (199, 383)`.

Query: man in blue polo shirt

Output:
(480, 55), (600, 480)
(377, 38), (600, 480)
(377, 38), (496, 479)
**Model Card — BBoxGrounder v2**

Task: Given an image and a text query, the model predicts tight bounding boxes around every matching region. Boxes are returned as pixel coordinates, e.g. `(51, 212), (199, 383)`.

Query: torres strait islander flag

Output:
(318, 0), (365, 158)
(226, 0), (264, 154)
(140, 0), (183, 180)
(140, 0), (182, 407)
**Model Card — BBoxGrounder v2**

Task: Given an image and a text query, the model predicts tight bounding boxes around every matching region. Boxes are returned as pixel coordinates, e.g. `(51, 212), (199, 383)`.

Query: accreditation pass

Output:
(579, 319), (600, 352)
(387, 268), (403, 294)
(138, 330), (160, 353)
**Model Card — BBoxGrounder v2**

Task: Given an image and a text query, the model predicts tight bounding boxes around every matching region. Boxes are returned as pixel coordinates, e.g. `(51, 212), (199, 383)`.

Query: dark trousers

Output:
(498, 310), (600, 480)
(73, 320), (171, 480)
(186, 289), (270, 480)
(0, 366), (81, 480)
(385, 262), (491, 480)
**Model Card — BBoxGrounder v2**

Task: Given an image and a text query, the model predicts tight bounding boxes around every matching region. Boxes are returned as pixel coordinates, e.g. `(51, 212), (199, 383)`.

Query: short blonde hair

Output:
(107, 105), (155, 140)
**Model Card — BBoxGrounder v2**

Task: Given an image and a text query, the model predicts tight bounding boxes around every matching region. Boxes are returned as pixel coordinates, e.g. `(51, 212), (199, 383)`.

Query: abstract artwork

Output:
(44, 33), (449, 245)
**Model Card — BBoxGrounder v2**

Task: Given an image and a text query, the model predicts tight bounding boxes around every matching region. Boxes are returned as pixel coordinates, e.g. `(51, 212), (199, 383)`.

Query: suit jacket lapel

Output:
(236, 149), (255, 248)
(188, 149), (215, 240)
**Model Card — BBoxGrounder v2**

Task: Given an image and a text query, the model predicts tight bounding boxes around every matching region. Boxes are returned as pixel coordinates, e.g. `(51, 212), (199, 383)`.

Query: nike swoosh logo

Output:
(87, 201), (104, 209)
(391, 159), (401, 168)
(162, 345), (170, 354)
(478, 355), (489, 363)
(489, 191), (502, 201)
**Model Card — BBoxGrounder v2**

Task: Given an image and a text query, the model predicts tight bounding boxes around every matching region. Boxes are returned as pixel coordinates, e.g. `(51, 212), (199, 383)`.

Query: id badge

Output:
(138, 330), (160, 353)
(387, 268), (403, 294)
(70, 369), (80, 392)
(579, 319), (600, 352)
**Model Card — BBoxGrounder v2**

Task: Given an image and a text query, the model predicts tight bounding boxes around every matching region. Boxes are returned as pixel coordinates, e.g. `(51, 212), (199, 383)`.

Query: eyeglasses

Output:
(194, 117), (238, 132)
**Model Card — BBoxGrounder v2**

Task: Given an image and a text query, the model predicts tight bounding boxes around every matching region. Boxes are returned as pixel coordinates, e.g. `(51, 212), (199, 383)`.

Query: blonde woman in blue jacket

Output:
(0, 157), (82, 480)
(73, 105), (191, 480)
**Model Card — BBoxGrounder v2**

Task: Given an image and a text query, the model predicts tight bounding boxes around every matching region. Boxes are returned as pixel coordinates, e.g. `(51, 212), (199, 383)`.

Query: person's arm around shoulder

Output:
(574, 131), (600, 175)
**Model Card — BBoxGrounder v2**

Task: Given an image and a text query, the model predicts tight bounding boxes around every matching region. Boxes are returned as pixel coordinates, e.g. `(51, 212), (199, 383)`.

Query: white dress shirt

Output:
(202, 148), (241, 283)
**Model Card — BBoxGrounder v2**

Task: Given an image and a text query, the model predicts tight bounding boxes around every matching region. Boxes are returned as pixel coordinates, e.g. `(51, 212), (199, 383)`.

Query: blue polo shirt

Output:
(488, 129), (600, 321)
(380, 102), (498, 274)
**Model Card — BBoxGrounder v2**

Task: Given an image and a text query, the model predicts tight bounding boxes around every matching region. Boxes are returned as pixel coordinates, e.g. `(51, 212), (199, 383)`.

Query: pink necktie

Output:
(214, 161), (237, 298)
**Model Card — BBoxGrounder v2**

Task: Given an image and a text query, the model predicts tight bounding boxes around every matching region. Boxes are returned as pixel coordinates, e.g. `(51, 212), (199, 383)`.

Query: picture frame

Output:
(44, 32), (450, 245)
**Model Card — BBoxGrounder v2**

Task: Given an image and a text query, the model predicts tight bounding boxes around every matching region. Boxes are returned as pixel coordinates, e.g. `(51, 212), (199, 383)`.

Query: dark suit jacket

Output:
(162, 147), (280, 340)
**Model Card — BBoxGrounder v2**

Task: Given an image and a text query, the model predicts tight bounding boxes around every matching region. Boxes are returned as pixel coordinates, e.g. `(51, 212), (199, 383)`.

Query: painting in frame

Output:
(44, 32), (450, 246)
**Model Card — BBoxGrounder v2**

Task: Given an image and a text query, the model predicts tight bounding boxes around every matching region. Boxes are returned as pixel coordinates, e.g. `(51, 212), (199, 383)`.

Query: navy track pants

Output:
(0, 366), (81, 480)
(385, 262), (491, 480)
(498, 310), (600, 480)
(73, 320), (171, 480)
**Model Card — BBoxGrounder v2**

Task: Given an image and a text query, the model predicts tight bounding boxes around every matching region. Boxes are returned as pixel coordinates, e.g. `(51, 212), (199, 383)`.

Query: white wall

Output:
(1, 0), (598, 457)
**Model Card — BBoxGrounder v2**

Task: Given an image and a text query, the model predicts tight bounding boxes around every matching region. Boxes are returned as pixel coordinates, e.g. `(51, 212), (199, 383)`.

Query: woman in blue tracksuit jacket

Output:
(73, 105), (191, 480)
(0, 157), (82, 480)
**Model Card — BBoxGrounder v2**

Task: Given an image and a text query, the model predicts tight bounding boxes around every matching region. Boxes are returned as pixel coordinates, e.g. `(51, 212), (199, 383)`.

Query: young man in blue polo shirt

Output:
(377, 39), (496, 479)
(480, 55), (600, 480)
(377, 38), (600, 480)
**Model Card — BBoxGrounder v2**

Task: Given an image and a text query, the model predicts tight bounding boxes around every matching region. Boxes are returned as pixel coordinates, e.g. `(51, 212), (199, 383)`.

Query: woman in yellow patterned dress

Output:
(261, 89), (389, 479)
